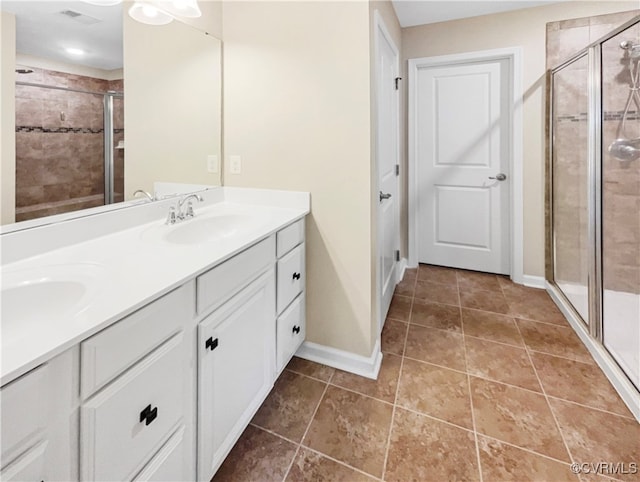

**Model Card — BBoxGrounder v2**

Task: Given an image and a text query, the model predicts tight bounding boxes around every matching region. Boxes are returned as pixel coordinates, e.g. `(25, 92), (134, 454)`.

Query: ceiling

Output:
(392, 0), (562, 28)
(3, 1), (566, 69)
(1, 1), (123, 71)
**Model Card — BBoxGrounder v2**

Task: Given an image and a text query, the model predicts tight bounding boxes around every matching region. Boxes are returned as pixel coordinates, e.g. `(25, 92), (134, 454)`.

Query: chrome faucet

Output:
(133, 189), (154, 202)
(166, 193), (204, 224)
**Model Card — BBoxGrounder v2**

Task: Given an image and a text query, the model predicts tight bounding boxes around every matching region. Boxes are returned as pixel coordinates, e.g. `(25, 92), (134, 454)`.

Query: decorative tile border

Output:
(16, 127), (124, 134)
(556, 110), (640, 123)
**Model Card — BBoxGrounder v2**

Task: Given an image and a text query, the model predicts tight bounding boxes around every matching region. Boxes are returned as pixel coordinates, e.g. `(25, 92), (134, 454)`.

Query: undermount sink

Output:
(141, 212), (263, 245)
(1, 264), (103, 342)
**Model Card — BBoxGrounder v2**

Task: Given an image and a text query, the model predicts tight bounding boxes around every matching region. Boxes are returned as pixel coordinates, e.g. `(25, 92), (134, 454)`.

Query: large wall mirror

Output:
(0, 0), (221, 228)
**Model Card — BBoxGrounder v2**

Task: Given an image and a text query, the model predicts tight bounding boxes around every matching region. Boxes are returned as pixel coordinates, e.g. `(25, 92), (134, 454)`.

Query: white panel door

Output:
(416, 59), (510, 274)
(375, 13), (400, 330)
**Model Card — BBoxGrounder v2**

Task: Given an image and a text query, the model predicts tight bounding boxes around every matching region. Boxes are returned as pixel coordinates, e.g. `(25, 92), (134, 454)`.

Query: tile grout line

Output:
(458, 269), (485, 482)
(462, 332), (526, 349)
(514, 319), (579, 472)
(477, 432), (583, 468)
(248, 423), (301, 446)
(297, 445), (383, 481)
(326, 382), (395, 407)
(544, 393), (637, 420)
(283, 367), (333, 384)
(392, 403), (478, 434)
(380, 276), (414, 481)
(280, 372), (334, 482)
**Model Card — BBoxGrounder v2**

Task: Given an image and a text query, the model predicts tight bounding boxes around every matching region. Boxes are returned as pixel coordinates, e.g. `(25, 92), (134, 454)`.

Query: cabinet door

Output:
(197, 269), (275, 481)
(0, 441), (47, 482)
(0, 365), (48, 468)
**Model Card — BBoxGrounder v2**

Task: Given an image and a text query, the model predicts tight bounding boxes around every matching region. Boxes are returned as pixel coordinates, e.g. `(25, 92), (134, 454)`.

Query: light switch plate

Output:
(207, 155), (218, 173)
(230, 155), (242, 174)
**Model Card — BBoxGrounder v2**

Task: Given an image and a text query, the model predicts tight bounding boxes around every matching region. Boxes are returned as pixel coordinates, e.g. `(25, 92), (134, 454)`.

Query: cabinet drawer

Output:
(277, 243), (304, 314)
(81, 283), (193, 398)
(0, 365), (48, 468)
(197, 236), (275, 315)
(276, 219), (304, 258)
(0, 441), (47, 482)
(81, 334), (184, 481)
(133, 425), (186, 482)
(276, 294), (305, 373)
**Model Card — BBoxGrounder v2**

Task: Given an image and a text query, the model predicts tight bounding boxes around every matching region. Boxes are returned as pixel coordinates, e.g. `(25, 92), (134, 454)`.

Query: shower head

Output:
(15, 68), (34, 74)
(620, 40), (640, 59)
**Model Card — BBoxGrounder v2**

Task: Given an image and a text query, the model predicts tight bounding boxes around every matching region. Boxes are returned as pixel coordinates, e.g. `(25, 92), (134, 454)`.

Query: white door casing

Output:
(408, 48), (524, 281)
(374, 11), (400, 331)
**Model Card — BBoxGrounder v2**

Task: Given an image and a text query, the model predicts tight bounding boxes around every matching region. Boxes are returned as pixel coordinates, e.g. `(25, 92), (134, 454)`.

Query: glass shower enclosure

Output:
(548, 16), (639, 392)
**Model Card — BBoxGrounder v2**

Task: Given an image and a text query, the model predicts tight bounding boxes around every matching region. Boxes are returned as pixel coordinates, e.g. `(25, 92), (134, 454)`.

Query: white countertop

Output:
(0, 187), (309, 386)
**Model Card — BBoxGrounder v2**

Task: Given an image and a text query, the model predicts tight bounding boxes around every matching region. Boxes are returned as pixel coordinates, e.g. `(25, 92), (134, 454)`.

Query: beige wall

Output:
(1, 11), (16, 225)
(222, 1), (376, 357)
(402, 1), (638, 278)
(180, 0), (223, 39)
(0, 12), (16, 224)
(124, 11), (222, 197)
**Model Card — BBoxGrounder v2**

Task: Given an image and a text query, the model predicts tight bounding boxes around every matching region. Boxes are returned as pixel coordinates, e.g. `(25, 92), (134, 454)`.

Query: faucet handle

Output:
(185, 201), (196, 218)
(166, 206), (177, 225)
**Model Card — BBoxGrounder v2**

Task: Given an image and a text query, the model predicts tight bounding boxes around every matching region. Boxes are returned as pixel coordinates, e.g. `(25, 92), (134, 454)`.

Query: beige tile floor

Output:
(213, 264), (639, 482)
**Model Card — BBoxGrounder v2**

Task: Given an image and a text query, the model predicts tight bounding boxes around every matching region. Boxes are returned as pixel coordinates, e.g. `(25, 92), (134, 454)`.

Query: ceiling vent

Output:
(58, 10), (101, 25)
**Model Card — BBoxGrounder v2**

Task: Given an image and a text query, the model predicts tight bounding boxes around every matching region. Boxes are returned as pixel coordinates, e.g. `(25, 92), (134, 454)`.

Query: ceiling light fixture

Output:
(128, 2), (174, 26)
(84, 0), (123, 6)
(155, 0), (201, 18)
(65, 47), (85, 56)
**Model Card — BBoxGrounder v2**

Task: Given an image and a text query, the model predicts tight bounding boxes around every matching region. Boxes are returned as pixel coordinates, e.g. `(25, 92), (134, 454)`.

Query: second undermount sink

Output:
(141, 212), (263, 246)
(1, 263), (104, 343)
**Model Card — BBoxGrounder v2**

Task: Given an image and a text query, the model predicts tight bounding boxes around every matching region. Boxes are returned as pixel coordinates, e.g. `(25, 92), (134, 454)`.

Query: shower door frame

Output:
(546, 15), (640, 419)
(14, 82), (123, 210)
(104, 91), (123, 206)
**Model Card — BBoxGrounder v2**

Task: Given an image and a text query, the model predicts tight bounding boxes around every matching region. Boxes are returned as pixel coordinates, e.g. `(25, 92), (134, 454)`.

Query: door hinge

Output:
(395, 250), (400, 262)
(394, 77), (402, 90)
(395, 164), (400, 176)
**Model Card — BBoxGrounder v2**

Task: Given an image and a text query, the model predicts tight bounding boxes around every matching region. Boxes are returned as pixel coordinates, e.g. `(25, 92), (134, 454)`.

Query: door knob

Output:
(379, 191), (392, 202)
(489, 173), (507, 181)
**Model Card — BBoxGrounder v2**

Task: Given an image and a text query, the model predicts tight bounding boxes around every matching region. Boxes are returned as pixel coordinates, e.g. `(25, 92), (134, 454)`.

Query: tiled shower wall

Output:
(547, 11), (640, 295)
(15, 68), (124, 222)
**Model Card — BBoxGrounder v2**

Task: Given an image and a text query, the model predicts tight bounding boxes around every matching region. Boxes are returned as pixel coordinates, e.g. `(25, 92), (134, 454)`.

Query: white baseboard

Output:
(396, 258), (408, 284)
(520, 274), (546, 289)
(295, 339), (383, 380)
(546, 282), (640, 422)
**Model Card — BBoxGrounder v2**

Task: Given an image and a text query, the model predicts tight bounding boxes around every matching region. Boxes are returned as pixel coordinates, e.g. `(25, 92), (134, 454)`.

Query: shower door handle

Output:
(489, 173), (507, 181)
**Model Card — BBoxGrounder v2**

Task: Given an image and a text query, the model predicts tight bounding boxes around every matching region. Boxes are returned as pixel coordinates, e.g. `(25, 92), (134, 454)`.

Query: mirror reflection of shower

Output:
(608, 40), (640, 161)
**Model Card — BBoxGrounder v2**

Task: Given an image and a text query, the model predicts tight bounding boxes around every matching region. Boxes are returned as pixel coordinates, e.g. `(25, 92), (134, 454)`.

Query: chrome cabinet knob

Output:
(489, 173), (507, 181)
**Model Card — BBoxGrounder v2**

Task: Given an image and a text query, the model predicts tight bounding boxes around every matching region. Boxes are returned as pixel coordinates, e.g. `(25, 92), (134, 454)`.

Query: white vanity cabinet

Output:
(197, 218), (307, 481)
(79, 283), (196, 482)
(1, 204), (309, 482)
(0, 349), (79, 482)
(275, 219), (306, 373)
(196, 238), (276, 480)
